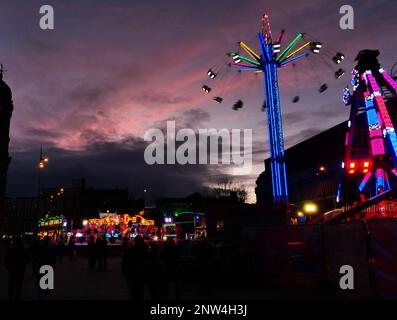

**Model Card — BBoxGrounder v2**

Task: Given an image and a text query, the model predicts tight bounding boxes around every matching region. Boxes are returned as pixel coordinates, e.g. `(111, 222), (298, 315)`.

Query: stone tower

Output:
(0, 65), (13, 232)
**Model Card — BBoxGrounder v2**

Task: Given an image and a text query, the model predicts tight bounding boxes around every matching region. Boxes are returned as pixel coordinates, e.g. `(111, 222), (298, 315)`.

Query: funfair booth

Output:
(75, 212), (157, 243)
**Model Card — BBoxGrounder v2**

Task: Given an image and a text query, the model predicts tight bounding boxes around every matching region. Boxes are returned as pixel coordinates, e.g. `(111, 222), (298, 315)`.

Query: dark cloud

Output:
(7, 135), (217, 199)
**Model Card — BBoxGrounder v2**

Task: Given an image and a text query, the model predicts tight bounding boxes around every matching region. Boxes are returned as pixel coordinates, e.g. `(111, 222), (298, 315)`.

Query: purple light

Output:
(380, 70), (397, 92)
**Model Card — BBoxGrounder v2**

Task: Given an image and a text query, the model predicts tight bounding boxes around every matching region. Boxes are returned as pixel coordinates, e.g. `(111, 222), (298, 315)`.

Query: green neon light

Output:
(276, 33), (304, 62)
(237, 55), (261, 66)
(163, 223), (176, 227)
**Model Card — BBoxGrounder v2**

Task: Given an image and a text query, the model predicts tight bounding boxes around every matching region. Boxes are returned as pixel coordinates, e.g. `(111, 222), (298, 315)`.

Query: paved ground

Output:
(0, 245), (346, 300)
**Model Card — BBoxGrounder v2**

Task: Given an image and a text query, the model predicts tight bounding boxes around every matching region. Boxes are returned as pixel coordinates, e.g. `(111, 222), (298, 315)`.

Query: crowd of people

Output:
(2, 234), (221, 300)
(121, 236), (182, 300)
(2, 234), (208, 300)
(3, 236), (60, 300)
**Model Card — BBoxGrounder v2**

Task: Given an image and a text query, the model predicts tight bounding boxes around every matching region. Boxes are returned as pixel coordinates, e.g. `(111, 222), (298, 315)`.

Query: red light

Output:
(287, 241), (303, 246)
(363, 169), (369, 173)
(349, 162), (356, 169)
(363, 161), (370, 168)
(348, 169), (355, 174)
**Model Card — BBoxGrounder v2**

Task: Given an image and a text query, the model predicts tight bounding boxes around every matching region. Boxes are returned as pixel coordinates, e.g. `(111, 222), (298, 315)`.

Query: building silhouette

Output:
(0, 66), (13, 234)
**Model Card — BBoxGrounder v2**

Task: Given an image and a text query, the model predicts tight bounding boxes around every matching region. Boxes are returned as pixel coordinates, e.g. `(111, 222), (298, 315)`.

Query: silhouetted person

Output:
(55, 239), (65, 263)
(121, 237), (129, 279)
(30, 237), (40, 274)
(4, 238), (30, 300)
(196, 239), (213, 294)
(87, 236), (97, 271)
(97, 236), (108, 271)
(147, 241), (165, 300)
(126, 236), (148, 300)
(37, 236), (57, 267)
(36, 236), (57, 299)
(67, 237), (76, 261)
(162, 238), (181, 298)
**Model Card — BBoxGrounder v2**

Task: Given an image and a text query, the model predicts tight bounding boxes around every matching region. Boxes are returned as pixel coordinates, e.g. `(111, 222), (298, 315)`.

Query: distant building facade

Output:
(41, 179), (133, 228)
(5, 198), (39, 236)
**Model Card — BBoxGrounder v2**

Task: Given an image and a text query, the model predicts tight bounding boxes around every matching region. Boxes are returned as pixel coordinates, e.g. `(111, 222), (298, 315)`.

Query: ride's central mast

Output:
(259, 14), (288, 203)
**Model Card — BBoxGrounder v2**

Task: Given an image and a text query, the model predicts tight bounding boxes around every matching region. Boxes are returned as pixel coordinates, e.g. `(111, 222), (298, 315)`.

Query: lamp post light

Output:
(37, 146), (49, 198)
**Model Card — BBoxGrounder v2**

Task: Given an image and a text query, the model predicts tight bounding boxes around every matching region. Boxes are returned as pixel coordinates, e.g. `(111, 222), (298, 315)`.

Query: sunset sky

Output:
(1, 0), (396, 202)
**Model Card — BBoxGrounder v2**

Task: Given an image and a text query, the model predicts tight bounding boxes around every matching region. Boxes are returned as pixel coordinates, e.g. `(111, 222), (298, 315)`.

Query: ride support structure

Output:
(337, 50), (397, 209)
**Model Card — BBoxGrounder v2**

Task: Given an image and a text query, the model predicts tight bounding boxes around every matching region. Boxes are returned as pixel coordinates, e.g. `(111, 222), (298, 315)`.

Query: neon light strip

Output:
(276, 33), (303, 62)
(232, 62), (258, 68)
(380, 69), (397, 92)
(385, 170), (390, 190)
(259, 33), (276, 198)
(258, 32), (270, 62)
(359, 171), (373, 192)
(281, 52), (309, 66)
(266, 63), (281, 198)
(387, 131), (397, 160)
(375, 168), (386, 194)
(239, 41), (261, 61)
(273, 62), (288, 199)
(237, 55), (261, 66)
(285, 42), (311, 59)
(363, 93), (385, 156)
(365, 73), (393, 128)
(366, 73), (397, 163)
(287, 242), (303, 246)
(239, 67), (261, 72)
(276, 30), (285, 45)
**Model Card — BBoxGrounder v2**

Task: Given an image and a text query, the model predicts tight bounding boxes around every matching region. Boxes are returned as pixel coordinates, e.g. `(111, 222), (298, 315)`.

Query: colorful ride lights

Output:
(229, 52), (242, 64)
(303, 202), (318, 214)
(343, 87), (351, 105)
(207, 69), (217, 79)
(309, 42), (322, 54)
(347, 160), (370, 174)
(164, 216), (173, 223)
(202, 85), (211, 94)
(273, 43), (281, 53)
(333, 52), (345, 64)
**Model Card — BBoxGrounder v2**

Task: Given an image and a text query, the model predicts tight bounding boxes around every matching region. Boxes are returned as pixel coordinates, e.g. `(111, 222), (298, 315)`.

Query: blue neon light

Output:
(258, 32), (288, 202)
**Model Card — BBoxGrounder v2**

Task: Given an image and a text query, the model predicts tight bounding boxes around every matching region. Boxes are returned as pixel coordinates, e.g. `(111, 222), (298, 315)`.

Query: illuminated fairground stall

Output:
(38, 215), (68, 240)
(161, 211), (206, 240)
(75, 211), (157, 243)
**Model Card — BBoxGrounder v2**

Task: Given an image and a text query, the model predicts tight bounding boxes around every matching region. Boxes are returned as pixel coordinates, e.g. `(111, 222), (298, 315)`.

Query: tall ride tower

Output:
(0, 64), (13, 231)
(227, 13), (322, 203)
